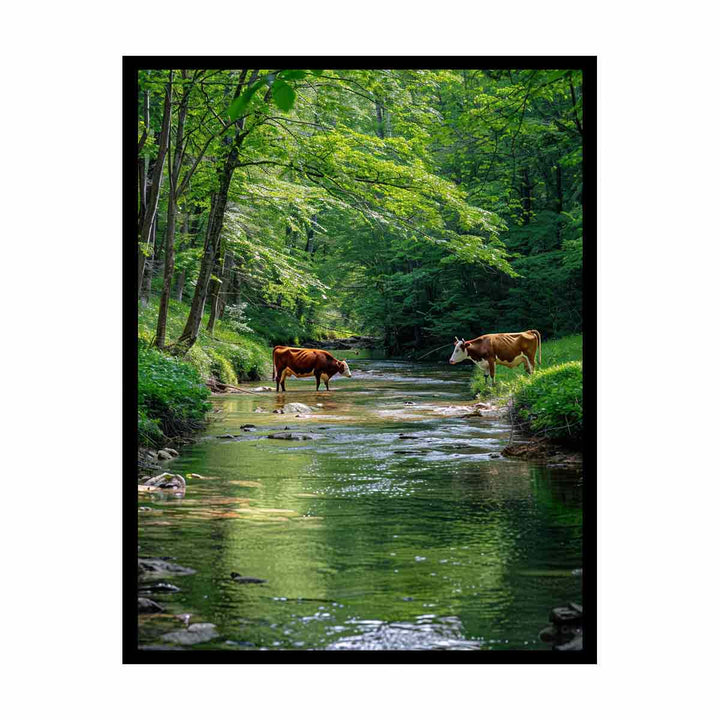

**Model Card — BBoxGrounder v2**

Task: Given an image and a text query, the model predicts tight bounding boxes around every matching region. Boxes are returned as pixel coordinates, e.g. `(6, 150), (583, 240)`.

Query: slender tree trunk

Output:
(138, 72), (173, 297)
(156, 72), (190, 349)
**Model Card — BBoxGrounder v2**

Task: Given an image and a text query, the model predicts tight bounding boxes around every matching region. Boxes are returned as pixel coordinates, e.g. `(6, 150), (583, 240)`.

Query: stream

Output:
(138, 357), (583, 651)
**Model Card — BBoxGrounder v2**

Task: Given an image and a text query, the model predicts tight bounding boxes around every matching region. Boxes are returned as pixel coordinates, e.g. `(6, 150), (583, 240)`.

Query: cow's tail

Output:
(531, 330), (542, 364)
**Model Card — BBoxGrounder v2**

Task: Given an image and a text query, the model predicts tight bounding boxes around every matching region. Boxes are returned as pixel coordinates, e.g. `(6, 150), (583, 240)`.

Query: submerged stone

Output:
(161, 623), (219, 645)
(138, 597), (165, 614)
(230, 573), (267, 584)
(138, 558), (196, 578)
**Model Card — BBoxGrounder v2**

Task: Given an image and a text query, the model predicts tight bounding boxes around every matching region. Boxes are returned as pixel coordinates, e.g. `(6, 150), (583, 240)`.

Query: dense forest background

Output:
(137, 68), (583, 357)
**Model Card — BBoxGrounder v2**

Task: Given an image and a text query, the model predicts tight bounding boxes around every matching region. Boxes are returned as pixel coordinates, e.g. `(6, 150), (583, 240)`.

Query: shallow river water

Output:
(138, 358), (582, 651)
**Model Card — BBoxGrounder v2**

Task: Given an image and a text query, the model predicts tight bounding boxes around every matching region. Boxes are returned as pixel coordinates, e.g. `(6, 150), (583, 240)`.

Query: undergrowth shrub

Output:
(186, 345), (212, 378)
(207, 349), (237, 385)
(138, 348), (211, 440)
(511, 361), (583, 445)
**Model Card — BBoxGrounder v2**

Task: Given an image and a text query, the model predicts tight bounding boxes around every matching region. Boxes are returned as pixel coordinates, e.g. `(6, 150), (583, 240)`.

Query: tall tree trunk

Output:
(174, 143), (238, 351)
(156, 72), (190, 349)
(138, 72), (173, 297)
(206, 254), (224, 335)
(172, 70), (252, 352)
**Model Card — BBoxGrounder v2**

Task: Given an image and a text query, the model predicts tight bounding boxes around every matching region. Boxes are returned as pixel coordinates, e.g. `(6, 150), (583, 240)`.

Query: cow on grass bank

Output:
(448, 330), (542, 385)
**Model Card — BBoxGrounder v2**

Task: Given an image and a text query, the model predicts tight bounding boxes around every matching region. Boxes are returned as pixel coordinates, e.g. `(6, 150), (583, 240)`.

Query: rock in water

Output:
(230, 572), (267, 584)
(138, 597), (165, 614)
(157, 450), (174, 460)
(141, 472), (186, 490)
(138, 558), (196, 578)
(266, 432), (321, 441)
(138, 582), (180, 594)
(284, 402), (314, 414)
(161, 623), (219, 646)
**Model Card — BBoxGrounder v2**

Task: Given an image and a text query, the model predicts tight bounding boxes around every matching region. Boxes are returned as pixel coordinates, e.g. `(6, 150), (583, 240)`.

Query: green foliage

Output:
(512, 362), (583, 445)
(139, 66), (584, 376)
(138, 347), (211, 439)
(138, 409), (164, 448)
(207, 349), (237, 384)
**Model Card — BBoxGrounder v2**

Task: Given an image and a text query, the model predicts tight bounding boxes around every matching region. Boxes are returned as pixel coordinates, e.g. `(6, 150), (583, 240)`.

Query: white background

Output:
(2, 1), (718, 717)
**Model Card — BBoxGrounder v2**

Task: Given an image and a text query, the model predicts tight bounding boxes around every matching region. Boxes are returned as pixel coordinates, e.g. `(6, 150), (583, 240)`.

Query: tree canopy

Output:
(137, 67), (583, 354)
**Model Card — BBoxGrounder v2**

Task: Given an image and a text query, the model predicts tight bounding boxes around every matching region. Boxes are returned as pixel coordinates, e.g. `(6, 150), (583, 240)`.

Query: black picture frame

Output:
(124, 55), (597, 664)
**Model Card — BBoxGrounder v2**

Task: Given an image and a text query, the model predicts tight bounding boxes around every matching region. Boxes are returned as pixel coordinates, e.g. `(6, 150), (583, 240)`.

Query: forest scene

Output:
(135, 64), (586, 653)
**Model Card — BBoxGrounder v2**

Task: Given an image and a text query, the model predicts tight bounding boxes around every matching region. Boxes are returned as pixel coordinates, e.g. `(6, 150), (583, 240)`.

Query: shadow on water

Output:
(139, 358), (582, 651)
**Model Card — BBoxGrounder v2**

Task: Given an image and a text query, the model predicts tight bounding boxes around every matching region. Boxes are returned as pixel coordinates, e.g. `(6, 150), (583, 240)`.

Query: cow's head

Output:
(449, 337), (469, 365)
(338, 360), (352, 378)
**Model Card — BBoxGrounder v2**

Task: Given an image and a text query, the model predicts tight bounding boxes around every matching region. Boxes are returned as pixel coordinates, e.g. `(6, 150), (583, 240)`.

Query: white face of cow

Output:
(449, 338), (468, 365)
(340, 360), (352, 378)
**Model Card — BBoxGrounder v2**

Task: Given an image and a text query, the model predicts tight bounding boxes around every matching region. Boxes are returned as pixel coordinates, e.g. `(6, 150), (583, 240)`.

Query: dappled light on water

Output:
(139, 358), (582, 651)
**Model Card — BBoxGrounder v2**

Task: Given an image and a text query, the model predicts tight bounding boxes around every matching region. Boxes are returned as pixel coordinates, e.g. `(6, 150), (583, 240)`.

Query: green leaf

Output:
(227, 79), (264, 121)
(278, 69), (307, 80)
(309, 69), (323, 77)
(271, 79), (296, 112)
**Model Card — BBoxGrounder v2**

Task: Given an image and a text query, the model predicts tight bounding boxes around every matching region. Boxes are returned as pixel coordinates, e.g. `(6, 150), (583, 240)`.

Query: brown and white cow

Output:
(448, 330), (542, 384)
(272, 346), (352, 392)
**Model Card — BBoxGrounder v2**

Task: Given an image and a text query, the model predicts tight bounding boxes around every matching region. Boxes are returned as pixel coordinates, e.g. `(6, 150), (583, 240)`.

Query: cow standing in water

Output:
(272, 346), (352, 392)
(448, 330), (542, 385)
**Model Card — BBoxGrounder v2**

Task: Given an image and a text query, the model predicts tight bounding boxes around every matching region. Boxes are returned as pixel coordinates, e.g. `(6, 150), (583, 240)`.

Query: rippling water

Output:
(138, 358), (582, 651)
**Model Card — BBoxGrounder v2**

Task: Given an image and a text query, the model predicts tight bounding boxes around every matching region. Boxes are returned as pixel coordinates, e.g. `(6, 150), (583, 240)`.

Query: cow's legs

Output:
(314, 371), (321, 391)
(487, 358), (496, 385)
(324, 378), (330, 391)
(521, 353), (534, 374)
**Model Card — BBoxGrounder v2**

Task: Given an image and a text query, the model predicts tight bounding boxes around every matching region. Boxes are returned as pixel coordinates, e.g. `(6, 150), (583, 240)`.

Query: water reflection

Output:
(139, 359), (582, 651)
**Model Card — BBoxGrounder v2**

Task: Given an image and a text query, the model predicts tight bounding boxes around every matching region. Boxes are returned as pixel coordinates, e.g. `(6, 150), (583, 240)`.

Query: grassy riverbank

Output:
(471, 334), (583, 446)
(138, 298), (273, 447)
